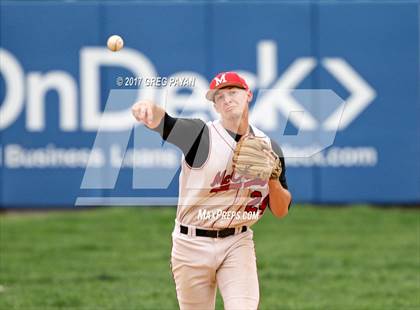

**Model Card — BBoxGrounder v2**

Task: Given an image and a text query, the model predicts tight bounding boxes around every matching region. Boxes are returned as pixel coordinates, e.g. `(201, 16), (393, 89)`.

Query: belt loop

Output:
(189, 225), (195, 237)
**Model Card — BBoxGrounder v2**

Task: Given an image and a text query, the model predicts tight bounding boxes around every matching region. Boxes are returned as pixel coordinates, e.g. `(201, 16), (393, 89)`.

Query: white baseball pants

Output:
(170, 222), (259, 310)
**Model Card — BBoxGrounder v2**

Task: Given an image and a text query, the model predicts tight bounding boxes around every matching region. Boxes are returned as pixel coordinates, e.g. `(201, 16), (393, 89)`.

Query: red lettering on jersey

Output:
(222, 173), (231, 185)
(244, 191), (262, 213)
(210, 182), (242, 193)
(231, 171), (242, 183)
(245, 191), (269, 215)
(210, 170), (226, 187)
(209, 169), (267, 194)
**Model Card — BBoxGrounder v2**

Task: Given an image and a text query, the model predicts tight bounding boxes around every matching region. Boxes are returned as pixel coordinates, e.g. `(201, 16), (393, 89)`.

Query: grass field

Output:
(0, 205), (419, 309)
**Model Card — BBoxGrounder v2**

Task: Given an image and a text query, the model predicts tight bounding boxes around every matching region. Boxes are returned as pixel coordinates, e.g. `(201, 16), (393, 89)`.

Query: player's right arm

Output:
(131, 100), (166, 129)
(131, 100), (209, 168)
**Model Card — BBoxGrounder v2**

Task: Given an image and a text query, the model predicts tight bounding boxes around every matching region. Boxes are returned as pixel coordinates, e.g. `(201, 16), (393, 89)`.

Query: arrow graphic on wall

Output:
(251, 55), (377, 131)
(322, 58), (377, 130)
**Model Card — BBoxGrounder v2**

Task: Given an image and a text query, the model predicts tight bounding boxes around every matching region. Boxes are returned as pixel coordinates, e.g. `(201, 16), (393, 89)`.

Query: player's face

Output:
(213, 87), (252, 121)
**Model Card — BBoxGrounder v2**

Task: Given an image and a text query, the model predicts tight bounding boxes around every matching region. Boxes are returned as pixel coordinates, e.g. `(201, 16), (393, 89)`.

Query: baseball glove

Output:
(232, 135), (282, 180)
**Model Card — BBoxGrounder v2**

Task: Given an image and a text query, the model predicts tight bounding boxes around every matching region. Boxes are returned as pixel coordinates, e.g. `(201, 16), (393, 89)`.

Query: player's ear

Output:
(247, 90), (253, 103)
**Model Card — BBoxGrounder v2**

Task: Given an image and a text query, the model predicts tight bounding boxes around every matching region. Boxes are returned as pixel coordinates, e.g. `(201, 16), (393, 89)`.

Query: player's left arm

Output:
(268, 139), (292, 218)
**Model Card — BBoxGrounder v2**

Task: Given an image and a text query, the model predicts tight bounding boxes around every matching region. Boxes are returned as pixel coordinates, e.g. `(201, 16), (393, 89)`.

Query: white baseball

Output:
(107, 35), (124, 52)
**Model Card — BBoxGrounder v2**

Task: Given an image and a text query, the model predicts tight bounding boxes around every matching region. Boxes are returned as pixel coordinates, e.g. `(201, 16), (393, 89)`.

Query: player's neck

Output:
(221, 118), (249, 136)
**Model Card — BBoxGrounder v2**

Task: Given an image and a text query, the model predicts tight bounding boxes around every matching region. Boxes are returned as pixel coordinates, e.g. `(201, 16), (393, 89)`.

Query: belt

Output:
(180, 225), (247, 238)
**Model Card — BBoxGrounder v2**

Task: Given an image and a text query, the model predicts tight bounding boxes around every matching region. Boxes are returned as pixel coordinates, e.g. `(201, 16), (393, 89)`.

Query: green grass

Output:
(0, 205), (419, 309)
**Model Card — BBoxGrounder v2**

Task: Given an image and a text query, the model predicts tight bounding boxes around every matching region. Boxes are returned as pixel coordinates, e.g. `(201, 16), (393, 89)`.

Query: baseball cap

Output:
(206, 71), (250, 101)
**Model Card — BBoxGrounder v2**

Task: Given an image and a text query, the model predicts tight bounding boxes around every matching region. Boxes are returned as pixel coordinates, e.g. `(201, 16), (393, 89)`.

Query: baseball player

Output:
(132, 72), (292, 310)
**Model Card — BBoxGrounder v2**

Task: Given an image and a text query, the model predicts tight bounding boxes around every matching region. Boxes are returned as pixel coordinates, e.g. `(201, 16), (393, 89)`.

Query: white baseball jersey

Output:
(176, 120), (272, 229)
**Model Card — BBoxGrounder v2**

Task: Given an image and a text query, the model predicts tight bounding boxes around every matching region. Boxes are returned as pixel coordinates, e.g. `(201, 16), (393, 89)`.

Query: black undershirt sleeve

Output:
(269, 139), (289, 190)
(151, 113), (210, 168)
(270, 138), (292, 210)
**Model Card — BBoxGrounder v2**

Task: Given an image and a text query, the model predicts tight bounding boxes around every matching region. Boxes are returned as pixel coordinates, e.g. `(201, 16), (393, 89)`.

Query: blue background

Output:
(0, 0), (419, 207)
